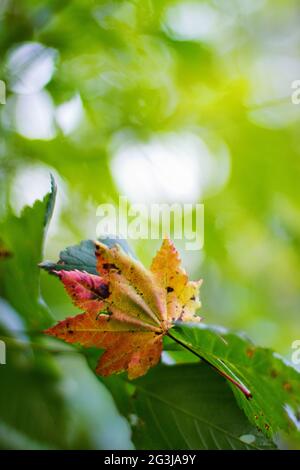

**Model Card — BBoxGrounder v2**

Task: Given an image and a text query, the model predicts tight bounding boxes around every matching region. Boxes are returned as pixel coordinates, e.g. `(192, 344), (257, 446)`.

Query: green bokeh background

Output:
(0, 0), (299, 449)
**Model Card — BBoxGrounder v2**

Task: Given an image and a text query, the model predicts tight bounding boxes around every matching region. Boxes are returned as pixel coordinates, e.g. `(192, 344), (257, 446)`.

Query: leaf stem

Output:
(167, 331), (252, 400)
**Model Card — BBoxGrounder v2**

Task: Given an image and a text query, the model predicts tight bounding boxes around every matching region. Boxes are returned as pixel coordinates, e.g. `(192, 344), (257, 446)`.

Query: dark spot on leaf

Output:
(91, 283), (109, 300)
(270, 369), (278, 378)
(246, 348), (255, 358)
(0, 248), (12, 259)
(103, 263), (118, 271)
(283, 382), (292, 392)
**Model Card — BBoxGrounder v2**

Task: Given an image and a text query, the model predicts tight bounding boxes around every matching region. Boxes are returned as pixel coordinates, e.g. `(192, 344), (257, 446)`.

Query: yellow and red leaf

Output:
(45, 238), (202, 379)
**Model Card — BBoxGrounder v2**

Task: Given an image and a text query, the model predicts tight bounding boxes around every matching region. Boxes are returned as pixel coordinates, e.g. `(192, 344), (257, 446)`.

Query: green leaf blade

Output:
(167, 324), (300, 443)
(130, 364), (275, 450)
(0, 176), (57, 328)
(40, 237), (136, 275)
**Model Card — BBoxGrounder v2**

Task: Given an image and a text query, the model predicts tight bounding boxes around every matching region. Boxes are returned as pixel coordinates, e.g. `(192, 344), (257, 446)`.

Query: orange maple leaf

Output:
(45, 238), (202, 379)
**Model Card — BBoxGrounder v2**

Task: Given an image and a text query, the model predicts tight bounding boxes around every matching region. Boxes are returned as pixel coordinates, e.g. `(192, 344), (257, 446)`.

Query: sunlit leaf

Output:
(166, 324), (300, 441)
(44, 238), (202, 379)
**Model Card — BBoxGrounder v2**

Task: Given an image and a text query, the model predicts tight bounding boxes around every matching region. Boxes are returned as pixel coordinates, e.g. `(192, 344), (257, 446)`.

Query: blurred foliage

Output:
(0, 0), (300, 449)
(0, 181), (132, 449)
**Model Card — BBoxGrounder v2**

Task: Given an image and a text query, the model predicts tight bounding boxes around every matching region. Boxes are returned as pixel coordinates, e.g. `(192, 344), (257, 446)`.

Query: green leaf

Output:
(40, 239), (99, 275)
(115, 363), (275, 450)
(0, 183), (133, 449)
(44, 174), (57, 230)
(0, 176), (57, 329)
(167, 324), (300, 443)
(40, 237), (136, 276)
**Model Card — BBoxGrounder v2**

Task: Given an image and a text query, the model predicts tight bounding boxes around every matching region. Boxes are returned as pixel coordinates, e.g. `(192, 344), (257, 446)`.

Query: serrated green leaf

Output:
(122, 363), (275, 450)
(167, 324), (300, 444)
(0, 181), (132, 450)
(40, 237), (136, 275)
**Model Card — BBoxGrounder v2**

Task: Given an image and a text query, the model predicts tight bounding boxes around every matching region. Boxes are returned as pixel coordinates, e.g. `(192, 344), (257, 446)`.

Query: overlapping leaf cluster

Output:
(2, 181), (300, 449)
(41, 196), (300, 449)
